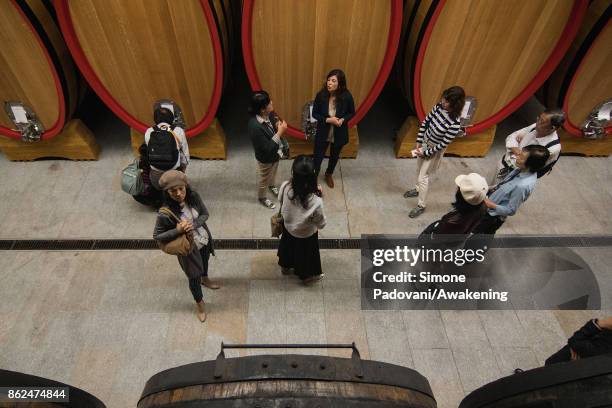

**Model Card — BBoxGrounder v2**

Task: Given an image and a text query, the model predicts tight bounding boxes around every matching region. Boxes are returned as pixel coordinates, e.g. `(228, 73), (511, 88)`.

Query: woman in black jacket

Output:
(312, 69), (355, 188)
(248, 90), (288, 209)
(153, 170), (220, 322)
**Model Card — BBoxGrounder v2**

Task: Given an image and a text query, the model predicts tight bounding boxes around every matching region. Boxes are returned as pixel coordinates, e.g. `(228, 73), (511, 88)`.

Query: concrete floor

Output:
(1, 249), (610, 408)
(0, 68), (611, 407)
(0, 102), (610, 240)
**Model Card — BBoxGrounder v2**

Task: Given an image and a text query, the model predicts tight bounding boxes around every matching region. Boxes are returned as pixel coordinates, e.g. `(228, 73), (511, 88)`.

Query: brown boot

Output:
(201, 277), (221, 290)
(196, 300), (207, 322)
(325, 173), (334, 188)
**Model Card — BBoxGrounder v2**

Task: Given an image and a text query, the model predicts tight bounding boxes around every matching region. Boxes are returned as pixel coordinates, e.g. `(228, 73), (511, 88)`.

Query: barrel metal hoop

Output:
(139, 353), (435, 403)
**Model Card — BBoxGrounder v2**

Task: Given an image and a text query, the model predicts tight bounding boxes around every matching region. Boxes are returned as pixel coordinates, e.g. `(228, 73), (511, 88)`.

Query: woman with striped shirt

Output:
(404, 86), (465, 218)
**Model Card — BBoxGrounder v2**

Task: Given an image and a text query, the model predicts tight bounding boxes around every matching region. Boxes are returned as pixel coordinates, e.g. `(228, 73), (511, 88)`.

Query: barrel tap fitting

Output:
(4, 101), (44, 142)
(581, 100), (612, 139)
(458, 96), (478, 137)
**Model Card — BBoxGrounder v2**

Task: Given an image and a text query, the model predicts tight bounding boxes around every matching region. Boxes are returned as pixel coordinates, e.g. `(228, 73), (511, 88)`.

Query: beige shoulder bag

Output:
(157, 207), (193, 256)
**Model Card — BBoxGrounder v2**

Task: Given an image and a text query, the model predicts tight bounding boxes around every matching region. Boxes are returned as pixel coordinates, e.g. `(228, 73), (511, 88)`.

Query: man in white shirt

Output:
(144, 107), (190, 190)
(496, 108), (564, 183)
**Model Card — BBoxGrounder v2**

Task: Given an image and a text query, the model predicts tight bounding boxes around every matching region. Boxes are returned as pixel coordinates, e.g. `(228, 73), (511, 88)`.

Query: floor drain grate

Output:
(0, 236), (610, 251)
(12, 240), (94, 250)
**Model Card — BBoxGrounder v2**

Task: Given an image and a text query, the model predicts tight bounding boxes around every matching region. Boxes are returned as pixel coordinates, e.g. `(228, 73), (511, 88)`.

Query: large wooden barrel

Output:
(138, 353), (436, 407)
(400, 0), (588, 135)
(546, 0), (611, 138)
(0, 0), (80, 141)
(459, 354), (612, 408)
(54, 0), (228, 138)
(242, 0), (403, 139)
(0, 369), (106, 408)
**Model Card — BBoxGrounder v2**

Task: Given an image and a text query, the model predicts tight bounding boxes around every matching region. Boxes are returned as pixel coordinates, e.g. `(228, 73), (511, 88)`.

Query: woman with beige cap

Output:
(153, 170), (220, 322)
(420, 173), (488, 239)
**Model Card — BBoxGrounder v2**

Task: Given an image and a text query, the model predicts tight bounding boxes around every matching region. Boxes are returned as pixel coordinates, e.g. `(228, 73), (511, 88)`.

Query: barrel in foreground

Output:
(0, 369), (106, 408)
(459, 354), (612, 408)
(139, 343), (436, 408)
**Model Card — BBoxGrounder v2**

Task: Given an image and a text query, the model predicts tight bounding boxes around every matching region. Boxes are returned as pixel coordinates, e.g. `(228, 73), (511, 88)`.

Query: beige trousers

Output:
(415, 148), (445, 208)
(257, 160), (279, 199)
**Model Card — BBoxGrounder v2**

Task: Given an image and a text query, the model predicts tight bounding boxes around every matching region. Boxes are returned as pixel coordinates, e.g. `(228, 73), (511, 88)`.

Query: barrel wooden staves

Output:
(138, 351), (437, 407)
(0, 369), (107, 408)
(242, 0), (403, 158)
(545, 0), (612, 156)
(0, 0), (99, 161)
(55, 0), (232, 159)
(395, 0), (588, 158)
(459, 354), (612, 408)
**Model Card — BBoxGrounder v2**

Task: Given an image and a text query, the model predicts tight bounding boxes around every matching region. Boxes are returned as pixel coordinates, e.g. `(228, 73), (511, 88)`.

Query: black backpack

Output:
(147, 125), (179, 170)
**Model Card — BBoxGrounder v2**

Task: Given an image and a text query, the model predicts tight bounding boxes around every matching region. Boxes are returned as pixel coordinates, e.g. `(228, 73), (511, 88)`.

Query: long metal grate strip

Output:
(0, 236), (610, 251)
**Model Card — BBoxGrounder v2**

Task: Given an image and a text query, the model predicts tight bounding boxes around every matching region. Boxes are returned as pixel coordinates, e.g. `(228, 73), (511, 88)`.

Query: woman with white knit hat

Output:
(420, 173), (488, 238)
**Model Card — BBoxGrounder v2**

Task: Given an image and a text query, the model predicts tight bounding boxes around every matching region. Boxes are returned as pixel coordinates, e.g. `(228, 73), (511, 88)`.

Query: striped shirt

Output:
(416, 103), (462, 157)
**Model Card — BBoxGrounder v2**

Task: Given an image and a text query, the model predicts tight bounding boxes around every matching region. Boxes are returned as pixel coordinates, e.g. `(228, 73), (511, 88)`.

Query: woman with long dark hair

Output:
(248, 90), (288, 209)
(153, 170), (220, 322)
(277, 156), (327, 284)
(312, 69), (355, 188)
(404, 86), (465, 218)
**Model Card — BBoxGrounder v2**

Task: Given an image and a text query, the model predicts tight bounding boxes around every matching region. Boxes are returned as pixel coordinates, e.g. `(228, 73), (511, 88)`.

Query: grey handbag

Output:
(271, 183), (288, 238)
(121, 159), (144, 196)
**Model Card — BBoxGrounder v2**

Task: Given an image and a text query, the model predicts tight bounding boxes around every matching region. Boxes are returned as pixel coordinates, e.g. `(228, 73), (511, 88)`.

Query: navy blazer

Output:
(312, 90), (355, 147)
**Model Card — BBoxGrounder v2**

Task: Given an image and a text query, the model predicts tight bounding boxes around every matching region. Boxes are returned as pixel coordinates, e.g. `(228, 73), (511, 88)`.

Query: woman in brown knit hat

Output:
(153, 170), (220, 322)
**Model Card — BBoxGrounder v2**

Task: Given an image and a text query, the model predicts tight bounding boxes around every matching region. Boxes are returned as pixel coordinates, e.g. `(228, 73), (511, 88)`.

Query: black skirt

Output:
(277, 225), (322, 280)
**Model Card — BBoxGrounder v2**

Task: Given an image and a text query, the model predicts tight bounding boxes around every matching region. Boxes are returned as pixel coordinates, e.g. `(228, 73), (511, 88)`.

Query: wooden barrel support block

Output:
(395, 116), (495, 158)
(0, 119), (99, 161)
(288, 127), (359, 159)
(558, 130), (612, 156)
(131, 118), (226, 160)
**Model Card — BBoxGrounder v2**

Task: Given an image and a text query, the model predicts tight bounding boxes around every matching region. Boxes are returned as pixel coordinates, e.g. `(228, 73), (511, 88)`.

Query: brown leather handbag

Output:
(157, 207), (193, 256)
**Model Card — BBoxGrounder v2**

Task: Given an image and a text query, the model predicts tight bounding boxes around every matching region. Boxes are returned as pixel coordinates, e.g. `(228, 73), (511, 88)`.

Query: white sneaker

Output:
(259, 198), (276, 209)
